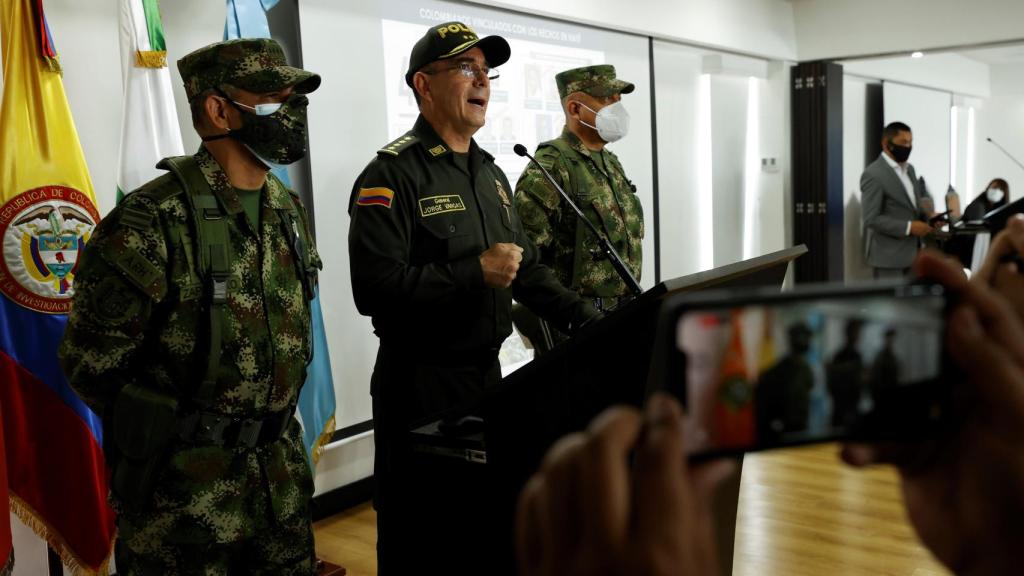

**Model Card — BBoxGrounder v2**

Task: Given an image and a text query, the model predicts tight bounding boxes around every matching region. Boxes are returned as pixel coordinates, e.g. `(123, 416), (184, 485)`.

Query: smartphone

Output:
(653, 282), (952, 460)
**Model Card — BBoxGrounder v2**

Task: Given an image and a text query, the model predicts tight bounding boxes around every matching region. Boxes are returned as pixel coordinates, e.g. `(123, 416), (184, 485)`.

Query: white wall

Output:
(652, 44), (791, 282)
(795, 0), (1024, 61)
(975, 62), (1024, 203)
(652, 41), (704, 279)
(710, 74), (751, 266)
(759, 60), (791, 259)
(884, 82), (953, 212)
(843, 53), (990, 99)
(468, 0), (798, 61)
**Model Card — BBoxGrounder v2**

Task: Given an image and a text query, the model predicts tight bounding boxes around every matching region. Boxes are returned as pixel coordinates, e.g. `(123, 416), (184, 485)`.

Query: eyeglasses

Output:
(424, 61), (499, 81)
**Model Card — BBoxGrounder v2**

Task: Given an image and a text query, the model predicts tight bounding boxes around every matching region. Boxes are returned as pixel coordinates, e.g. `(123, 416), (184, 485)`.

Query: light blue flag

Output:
(225, 0), (276, 39)
(225, 0), (337, 467)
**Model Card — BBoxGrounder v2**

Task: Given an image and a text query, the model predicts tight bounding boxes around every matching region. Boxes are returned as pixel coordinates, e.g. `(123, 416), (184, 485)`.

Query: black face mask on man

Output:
(887, 140), (912, 163)
(202, 91), (310, 168)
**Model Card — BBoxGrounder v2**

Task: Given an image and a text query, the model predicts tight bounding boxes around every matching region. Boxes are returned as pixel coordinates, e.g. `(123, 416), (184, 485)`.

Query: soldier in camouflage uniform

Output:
(514, 65), (643, 353)
(59, 38), (322, 575)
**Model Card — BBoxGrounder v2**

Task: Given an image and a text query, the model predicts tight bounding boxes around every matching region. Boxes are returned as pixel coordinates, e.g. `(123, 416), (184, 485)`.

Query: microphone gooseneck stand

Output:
(513, 143), (642, 296)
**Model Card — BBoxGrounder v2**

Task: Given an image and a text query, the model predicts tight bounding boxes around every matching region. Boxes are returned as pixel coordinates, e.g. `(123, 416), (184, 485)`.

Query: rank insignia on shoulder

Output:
(495, 180), (511, 206)
(378, 133), (419, 156)
(356, 187), (395, 209)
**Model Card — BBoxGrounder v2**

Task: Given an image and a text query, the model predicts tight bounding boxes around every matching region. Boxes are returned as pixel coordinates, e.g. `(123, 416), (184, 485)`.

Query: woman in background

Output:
(963, 178), (1010, 221)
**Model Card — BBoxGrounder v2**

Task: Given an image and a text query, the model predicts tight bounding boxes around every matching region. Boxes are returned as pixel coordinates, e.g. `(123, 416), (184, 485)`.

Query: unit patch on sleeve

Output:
(418, 195), (466, 217)
(356, 187), (395, 209)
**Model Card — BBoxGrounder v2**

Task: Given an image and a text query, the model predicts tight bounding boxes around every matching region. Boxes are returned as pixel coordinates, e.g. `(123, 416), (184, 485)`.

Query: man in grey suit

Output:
(861, 121), (935, 278)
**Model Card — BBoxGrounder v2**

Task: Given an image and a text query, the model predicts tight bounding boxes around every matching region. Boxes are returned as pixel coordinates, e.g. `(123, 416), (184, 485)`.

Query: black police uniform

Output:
(348, 115), (594, 571)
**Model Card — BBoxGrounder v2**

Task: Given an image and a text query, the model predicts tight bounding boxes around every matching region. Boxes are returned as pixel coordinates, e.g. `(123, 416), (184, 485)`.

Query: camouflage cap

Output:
(555, 64), (634, 99)
(405, 21), (511, 87)
(177, 38), (321, 101)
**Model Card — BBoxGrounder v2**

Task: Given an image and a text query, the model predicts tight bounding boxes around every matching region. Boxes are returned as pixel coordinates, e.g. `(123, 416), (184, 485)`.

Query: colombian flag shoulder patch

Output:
(356, 187), (395, 209)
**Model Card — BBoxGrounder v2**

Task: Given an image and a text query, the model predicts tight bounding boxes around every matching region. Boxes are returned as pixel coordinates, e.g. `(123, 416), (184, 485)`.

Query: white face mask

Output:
(987, 187), (1006, 203)
(578, 101), (630, 143)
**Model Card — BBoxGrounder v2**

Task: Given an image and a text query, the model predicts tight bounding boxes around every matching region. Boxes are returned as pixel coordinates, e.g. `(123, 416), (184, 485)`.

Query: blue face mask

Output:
(231, 100), (283, 116)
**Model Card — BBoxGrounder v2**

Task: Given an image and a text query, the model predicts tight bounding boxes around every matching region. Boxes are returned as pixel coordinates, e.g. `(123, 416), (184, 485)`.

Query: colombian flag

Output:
(0, 0), (116, 573)
(356, 187), (395, 209)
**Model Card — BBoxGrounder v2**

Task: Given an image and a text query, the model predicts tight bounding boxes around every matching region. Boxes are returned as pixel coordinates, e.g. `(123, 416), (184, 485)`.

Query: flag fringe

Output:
(310, 414), (336, 467)
(43, 54), (62, 74)
(8, 492), (113, 576)
(135, 50), (167, 68)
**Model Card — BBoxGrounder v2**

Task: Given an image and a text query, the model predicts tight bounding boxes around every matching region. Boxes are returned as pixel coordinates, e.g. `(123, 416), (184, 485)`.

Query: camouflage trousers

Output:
(114, 507), (315, 575)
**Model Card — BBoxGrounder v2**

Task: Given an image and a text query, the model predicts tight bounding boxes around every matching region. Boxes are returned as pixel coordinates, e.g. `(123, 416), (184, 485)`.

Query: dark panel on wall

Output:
(865, 82), (884, 165)
(824, 63), (844, 281)
(648, 37), (662, 284)
(791, 61), (844, 283)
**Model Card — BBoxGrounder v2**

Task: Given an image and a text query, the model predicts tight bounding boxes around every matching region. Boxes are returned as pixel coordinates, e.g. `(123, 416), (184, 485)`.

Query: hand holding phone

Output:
(842, 250), (1024, 576)
(657, 282), (950, 460)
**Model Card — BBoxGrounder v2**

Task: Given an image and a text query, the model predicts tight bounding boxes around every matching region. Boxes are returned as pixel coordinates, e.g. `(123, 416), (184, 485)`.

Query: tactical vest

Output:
(161, 156), (317, 409)
(110, 157), (319, 509)
(536, 137), (637, 293)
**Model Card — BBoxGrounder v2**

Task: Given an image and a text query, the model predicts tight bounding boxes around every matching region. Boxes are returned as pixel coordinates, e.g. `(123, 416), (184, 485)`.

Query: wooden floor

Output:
(313, 444), (949, 575)
(733, 444), (948, 576)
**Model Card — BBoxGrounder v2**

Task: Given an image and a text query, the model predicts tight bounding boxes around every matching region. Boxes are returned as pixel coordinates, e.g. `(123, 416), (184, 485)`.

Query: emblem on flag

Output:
(0, 186), (99, 314)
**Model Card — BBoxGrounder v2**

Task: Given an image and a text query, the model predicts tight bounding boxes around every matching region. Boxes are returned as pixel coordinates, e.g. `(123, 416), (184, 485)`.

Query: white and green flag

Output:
(116, 0), (183, 203)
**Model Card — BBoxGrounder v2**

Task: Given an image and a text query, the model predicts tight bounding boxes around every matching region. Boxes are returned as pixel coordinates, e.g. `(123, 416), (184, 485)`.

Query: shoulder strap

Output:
(537, 139), (579, 198)
(538, 140), (592, 289)
(268, 174), (318, 366)
(271, 173), (318, 303)
(378, 131), (419, 157)
(162, 155), (229, 408)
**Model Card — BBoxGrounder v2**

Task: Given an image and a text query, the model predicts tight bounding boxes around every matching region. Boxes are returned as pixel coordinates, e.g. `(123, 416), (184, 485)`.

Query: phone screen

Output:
(676, 288), (946, 457)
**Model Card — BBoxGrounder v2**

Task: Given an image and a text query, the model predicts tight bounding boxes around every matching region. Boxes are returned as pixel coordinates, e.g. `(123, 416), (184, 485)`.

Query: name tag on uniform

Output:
(419, 195), (466, 217)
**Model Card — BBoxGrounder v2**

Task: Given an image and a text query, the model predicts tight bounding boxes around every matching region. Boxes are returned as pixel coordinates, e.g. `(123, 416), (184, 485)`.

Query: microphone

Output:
(514, 143), (642, 296)
(986, 137), (1024, 173)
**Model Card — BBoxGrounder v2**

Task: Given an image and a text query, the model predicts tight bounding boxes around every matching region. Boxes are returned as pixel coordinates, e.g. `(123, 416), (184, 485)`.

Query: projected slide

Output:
(380, 1), (605, 183)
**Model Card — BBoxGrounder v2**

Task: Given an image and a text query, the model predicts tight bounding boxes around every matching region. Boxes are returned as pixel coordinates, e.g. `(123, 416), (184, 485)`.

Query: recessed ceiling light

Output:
(912, 51), (924, 58)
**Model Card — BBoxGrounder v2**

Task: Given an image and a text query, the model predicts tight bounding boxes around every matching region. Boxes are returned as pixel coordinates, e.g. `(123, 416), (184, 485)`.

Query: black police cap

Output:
(404, 21), (511, 87)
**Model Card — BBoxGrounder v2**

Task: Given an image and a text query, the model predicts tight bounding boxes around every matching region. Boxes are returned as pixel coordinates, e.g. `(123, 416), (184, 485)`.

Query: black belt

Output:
(383, 343), (500, 369)
(177, 405), (295, 449)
